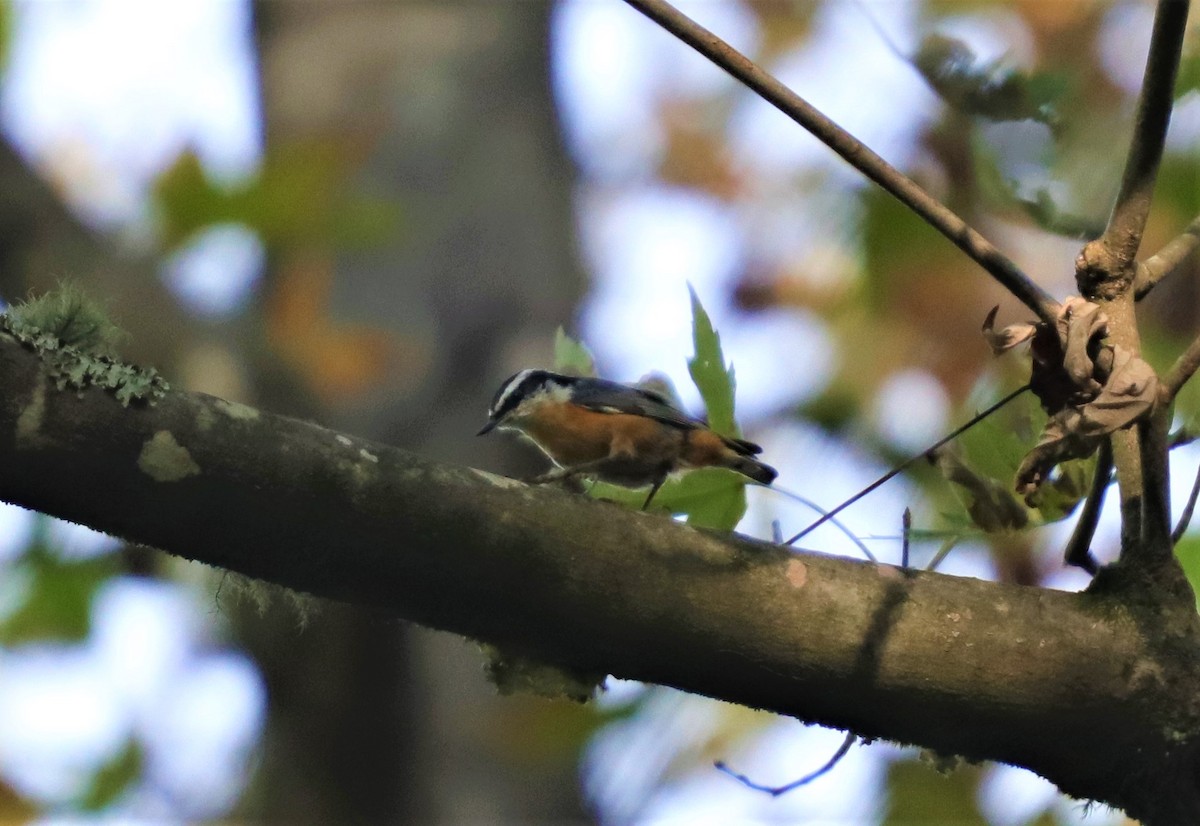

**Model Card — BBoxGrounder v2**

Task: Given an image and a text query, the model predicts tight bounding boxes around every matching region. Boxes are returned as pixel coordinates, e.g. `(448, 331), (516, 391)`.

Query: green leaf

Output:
(553, 327), (597, 377)
(153, 142), (403, 251)
(0, 542), (119, 645)
(1176, 534), (1200, 610)
(1176, 51), (1200, 99)
(687, 285), (737, 438)
(912, 33), (1063, 126)
(883, 757), (987, 825)
(79, 739), (143, 811)
(590, 468), (748, 532)
(1025, 458), (1091, 523)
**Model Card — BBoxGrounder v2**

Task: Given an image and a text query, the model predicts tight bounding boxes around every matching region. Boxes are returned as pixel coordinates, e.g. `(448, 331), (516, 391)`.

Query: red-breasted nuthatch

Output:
(478, 369), (777, 508)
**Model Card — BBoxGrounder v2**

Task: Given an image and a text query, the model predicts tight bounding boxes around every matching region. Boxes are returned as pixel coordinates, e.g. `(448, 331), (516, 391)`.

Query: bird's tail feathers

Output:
(728, 456), (777, 485)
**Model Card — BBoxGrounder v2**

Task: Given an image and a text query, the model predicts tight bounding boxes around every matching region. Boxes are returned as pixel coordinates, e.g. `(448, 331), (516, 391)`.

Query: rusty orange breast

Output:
(521, 402), (679, 467)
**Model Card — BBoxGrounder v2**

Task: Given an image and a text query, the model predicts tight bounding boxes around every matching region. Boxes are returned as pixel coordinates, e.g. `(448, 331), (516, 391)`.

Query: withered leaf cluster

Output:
(983, 299), (1159, 502)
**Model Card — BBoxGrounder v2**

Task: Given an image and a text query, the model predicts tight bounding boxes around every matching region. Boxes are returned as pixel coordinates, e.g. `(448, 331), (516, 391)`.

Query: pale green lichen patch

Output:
(15, 372), (47, 447)
(359, 448), (378, 464)
(195, 404), (217, 433)
(0, 287), (168, 407)
(480, 643), (604, 702)
(138, 430), (201, 482)
(214, 398), (260, 421)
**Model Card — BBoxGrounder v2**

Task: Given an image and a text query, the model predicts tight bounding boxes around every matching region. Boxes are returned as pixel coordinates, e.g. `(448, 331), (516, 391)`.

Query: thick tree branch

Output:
(1135, 213), (1200, 299)
(621, 0), (1060, 326)
(1100, 0), (1189, 267)
(2, 336), (1200, 822)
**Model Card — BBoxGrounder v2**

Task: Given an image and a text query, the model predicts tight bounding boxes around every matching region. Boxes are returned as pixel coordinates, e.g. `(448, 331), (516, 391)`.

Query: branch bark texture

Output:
(2, 337), (1200, 821)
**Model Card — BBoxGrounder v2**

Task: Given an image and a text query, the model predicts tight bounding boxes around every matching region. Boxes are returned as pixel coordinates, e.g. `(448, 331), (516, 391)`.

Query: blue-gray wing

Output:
(570, 380), (701, 430)
(571, 380), (764, 457)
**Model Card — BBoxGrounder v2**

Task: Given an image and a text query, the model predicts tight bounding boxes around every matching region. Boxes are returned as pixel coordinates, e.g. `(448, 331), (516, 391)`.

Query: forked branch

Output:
(1135, 213), (1200, 298)
(621, 0), (1060, 326)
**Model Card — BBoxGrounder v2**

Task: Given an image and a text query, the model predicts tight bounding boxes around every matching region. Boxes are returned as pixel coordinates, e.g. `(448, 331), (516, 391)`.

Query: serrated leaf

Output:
(553, 327), (597, 377)
(687, 285), (737, 437)
(590, 468), (747, 532)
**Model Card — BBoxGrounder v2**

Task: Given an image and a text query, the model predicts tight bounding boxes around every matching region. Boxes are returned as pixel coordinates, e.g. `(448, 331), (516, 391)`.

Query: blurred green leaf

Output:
(553, 327), (597, 377)
(1154, 155), (1200, 218)
(971, 137), (1103, 237)
(154, 141), (402, 251)
(0, 2), (11, 75)
(687, 285), (738, 438)
(79, 739), (143, 811)
(860, 186), (942, 311)
(884, 757), (987, 825)
(913, 33), (1063, 126)
(1176, 534), (1200, 609)
(1176, 51), (1200, 99)
(0, 543), (119, 645)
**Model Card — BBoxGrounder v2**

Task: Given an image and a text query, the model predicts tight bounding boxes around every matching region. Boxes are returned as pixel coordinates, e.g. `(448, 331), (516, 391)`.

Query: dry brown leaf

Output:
(981, 305), (1037, 355)
(986, 299), (1159, 500)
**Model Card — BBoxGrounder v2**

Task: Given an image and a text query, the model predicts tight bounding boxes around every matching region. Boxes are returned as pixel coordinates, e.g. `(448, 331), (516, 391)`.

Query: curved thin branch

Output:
(1135, 213), (1200, 299)
(620, 0), (1060, 326)
(1062, 442), (1112, 574)
(1101, 0), (1190, 265)
(1164, 332), (1200, 400)
(784, 385), (1030, 545)
(1173, 460), (1200, 545)
(715, 732), (857, 796)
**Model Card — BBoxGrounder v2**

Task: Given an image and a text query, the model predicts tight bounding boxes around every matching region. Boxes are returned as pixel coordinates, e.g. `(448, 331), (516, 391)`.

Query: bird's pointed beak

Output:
(477, 419), (497, 436)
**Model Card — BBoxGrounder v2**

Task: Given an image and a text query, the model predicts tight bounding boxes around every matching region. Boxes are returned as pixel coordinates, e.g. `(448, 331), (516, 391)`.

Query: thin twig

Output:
(715, 732), (857, 796)
(783, 385), (1030, 546)
(1173, 461), (1200, 544)
(1062, 442), (1112, 574)
(766, 484), (877, 562)
(1163, 332), (1200, 400)
(925, 536), (961, 572)
(1135, 213), (1200, 299)
(1100, 0), (1189, 264)
(901, 507), (912, 570)
(621, 0), (1060, 326)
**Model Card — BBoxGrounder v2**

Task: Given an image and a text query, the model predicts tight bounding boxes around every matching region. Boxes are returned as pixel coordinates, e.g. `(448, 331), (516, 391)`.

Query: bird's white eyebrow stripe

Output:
(492, 368), (533, 415)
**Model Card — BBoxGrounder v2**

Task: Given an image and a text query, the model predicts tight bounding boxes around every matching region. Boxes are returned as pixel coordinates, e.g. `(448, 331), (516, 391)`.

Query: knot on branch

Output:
(1075, 240), (1133, 301)
(983, 300), (1159, 502)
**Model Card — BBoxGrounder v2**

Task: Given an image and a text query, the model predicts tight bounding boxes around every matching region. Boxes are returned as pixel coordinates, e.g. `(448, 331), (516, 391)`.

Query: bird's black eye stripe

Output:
(490, 369), (568, 419)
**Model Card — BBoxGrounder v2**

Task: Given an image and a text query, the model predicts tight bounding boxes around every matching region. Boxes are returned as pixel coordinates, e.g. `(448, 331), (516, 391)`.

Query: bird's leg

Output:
(526, 460), (609, 486)
(641, 470), (669, 511)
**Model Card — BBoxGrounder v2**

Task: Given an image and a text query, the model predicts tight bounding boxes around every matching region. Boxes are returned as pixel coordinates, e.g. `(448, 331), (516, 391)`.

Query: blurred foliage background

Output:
(0, 0), (1195, 823)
